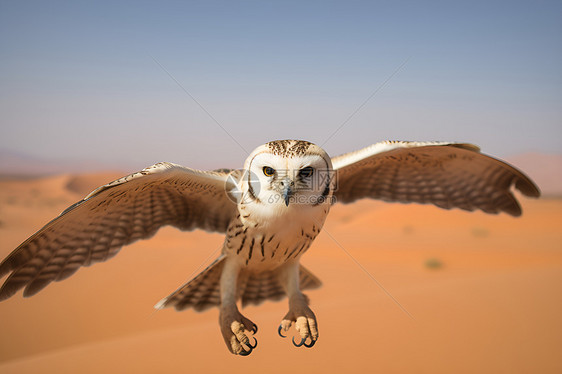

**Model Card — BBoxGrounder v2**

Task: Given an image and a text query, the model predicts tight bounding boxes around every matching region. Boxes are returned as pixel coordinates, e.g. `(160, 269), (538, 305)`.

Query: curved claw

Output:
(292, 336), (305, 347)
(238, 347), (252, 356)
(251, 324), (258, 334)
(278, 325), (287, 338)
(247, 337), (258, 349)
(303, 338), (316, 348)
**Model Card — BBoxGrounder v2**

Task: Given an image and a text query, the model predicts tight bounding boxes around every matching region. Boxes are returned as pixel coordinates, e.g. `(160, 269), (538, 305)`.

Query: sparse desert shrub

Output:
(424, 257), (443, 269)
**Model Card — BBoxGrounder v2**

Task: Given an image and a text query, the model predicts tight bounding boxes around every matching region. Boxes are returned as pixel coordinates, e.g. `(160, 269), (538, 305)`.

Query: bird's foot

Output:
(219, 307), (258, 356)
(277, 297), (318, 348)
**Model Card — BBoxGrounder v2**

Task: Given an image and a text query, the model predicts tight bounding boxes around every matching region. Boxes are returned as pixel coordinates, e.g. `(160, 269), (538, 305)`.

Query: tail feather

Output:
(240, 264), (322, 307)
(299, 264), (323, 292)
(239, 271), (286, 307)
(156, 258), (322, 312)
(155, 255), (226, 312)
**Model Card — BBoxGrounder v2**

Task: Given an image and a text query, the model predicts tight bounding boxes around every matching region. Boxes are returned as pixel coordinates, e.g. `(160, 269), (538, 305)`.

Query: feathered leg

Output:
(277, 260), (319, 348)
(218, 258), (258, 356)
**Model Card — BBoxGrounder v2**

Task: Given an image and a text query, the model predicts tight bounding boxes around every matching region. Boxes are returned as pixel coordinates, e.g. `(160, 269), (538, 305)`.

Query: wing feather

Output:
(0, 162), (238, 300)
(332, 141), (540, 216)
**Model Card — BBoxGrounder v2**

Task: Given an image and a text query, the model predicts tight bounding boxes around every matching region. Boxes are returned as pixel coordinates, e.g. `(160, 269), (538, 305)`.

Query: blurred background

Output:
(1, 1), (561, 373)
(1, 0), (561, 172)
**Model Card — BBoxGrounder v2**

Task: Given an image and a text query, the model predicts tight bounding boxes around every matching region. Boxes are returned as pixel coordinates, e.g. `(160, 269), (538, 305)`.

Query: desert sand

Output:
(0, 173), (561, 373)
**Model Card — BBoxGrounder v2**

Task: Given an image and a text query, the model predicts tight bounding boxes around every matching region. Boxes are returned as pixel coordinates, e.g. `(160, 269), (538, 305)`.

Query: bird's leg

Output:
(277, 260), (319, 348)
(219, 259), (258, 356)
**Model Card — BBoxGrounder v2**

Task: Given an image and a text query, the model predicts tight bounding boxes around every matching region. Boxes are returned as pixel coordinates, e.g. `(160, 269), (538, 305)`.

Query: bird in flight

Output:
(0, 140), (540, 355)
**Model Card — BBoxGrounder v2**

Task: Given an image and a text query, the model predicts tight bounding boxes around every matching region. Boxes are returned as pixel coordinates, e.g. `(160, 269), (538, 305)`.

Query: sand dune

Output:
(0, 174), (561, 373)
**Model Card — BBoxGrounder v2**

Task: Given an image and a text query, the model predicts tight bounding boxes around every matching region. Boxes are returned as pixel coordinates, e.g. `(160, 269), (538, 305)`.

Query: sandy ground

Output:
(0, 173), (561, 373)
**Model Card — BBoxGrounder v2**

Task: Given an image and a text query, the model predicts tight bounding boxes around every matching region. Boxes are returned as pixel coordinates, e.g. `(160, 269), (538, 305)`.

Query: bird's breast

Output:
(223, 206), (329, 271)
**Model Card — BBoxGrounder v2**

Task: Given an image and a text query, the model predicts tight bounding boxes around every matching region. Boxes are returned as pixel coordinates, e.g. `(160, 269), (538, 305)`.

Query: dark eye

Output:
(299, 166), (314, 178)
(263, 166), (275, 177)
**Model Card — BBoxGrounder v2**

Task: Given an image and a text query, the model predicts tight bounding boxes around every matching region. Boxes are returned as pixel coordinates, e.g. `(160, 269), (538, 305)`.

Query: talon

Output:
(303, 338), (316, 348)
(292, 336), (305, 347)
(238, 347), (252, 356)
(278, 325), (287, 338)
(247, 337), (258, 349)
(251, 324), (258, 334)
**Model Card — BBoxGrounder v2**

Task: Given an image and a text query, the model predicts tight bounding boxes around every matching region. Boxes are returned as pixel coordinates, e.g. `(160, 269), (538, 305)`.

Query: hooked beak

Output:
(282, 184), (293, 206)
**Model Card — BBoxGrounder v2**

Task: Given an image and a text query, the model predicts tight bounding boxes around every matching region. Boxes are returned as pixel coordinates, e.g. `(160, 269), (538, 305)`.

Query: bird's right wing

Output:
(0, 162), (239, 300)
(331, 141), (540, 216)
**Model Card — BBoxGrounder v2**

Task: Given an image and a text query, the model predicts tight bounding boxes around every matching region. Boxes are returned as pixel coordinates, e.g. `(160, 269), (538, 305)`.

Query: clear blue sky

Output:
(1, 0), (561, 170)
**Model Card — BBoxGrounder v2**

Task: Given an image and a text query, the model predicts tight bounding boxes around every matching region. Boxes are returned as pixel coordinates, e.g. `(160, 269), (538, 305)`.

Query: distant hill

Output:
(0, 150), (125, 178)
(1, 149), (560, 196)
(506, 153), (562, 197)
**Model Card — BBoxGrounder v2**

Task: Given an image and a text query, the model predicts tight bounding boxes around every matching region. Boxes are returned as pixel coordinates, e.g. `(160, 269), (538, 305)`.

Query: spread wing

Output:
(332, 141), (540, 216)
(0, 162), (238, 300)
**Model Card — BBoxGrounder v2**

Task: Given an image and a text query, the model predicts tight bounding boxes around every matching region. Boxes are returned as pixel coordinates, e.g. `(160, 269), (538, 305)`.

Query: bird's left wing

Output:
(0, 162), (238, 300)
(331, 141), (540, 216)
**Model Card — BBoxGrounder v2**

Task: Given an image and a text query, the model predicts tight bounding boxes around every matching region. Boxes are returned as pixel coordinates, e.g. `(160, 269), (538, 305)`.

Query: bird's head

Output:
(240, 140), (334, 212)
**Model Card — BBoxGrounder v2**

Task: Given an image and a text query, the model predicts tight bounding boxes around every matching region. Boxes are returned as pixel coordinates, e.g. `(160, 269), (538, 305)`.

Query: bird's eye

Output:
(263, 166), (275, 177)
(299, 166), (314, 178)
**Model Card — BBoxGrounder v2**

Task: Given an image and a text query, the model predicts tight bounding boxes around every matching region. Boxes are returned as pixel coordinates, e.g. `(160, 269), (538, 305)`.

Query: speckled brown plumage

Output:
(0, 163), (238, 300)
(267, 140), (312, 157)
(332, 142), (540, 216)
